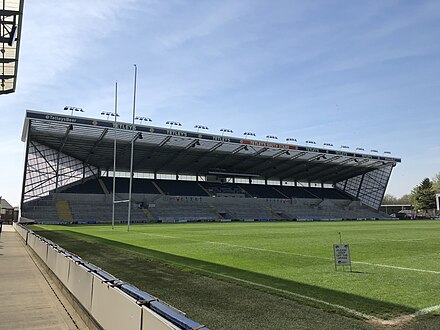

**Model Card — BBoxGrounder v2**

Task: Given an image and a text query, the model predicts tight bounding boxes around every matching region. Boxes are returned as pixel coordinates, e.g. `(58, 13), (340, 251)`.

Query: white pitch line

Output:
(115, 232), (440, 322)
(412, 304), (440, 317)
(116, 243), (376, 320)
(136, 232), (440, 274)
(193, 265), (377, 320)
(139, 232), (331, 259)
(388, 238), (426, 242)
(352, 261), (440, 275)
(361, 238), (426, 242)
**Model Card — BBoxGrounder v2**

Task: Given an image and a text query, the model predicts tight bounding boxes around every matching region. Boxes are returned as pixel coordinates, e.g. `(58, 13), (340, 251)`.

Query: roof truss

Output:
(0, 1), (24, 95)
(23, 110), (401, 184)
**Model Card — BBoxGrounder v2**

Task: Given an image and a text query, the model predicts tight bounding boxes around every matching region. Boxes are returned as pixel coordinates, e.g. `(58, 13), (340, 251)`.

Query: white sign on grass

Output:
(333, 244), (351, 267)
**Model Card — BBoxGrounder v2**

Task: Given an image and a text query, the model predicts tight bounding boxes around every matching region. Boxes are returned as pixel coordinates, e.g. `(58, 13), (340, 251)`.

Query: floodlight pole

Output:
(112, 81), (118, 230)
(127, 64), (137, 232)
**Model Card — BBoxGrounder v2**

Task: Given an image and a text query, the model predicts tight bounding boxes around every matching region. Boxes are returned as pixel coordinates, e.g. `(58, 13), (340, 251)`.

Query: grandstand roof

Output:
(22, 110), (401, 184)
(0, 0), (24, 94)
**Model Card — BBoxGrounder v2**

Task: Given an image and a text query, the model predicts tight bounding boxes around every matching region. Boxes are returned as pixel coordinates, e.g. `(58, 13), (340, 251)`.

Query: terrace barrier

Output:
(13, 222), (208, 330)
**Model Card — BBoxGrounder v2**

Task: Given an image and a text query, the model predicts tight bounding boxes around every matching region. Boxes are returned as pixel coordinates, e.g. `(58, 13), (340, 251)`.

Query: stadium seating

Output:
(22, 195), (60, 223)
(200, 182), (246, 197)
(305, 187), (351, 199)
(22, 177), (390, 223)
(146, 196), (221, 222)
(238, 184), (287, 198)
(61, 178), (105, 194)
(100, 177), (160, 194)
(153, 180), (209, 196)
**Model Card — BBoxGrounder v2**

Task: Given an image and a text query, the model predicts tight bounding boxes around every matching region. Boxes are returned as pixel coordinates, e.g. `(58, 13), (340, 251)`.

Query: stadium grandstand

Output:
(20, 110), (401, 223)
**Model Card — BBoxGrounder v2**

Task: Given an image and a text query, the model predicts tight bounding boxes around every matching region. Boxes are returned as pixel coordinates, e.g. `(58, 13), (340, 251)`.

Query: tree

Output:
(382, 193), (411, 205)
(382, 194), (397, 204)
(411, 178), (436, 214)
(397, 194), (411, 204)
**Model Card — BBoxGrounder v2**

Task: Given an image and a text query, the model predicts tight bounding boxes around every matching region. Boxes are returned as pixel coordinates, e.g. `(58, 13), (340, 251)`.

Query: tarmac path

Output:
(0, 225), (88, 330)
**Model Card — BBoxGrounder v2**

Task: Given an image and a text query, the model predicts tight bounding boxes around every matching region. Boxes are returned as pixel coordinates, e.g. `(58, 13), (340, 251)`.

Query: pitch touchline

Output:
(116, 243), (376, 320)
(353, 262), (440, 274)
(186, 264), (376, 320)
(412, 304), (440, 317)
(388, 238), (426, 242)
(121, 241), (440, 321)
(137, 232), (440, 274)
(139, 232), (331, 260)
(362, 238), (426, 242)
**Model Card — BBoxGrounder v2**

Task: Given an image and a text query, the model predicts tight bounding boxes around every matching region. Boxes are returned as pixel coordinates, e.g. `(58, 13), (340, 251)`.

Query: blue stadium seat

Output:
(61, 179), (104, 194)
(155, 180), (209, 196)
(239, 184), (286, 198)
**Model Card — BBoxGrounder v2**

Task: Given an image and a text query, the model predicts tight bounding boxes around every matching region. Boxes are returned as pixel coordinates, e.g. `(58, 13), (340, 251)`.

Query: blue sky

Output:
(1, 0), (439, 206)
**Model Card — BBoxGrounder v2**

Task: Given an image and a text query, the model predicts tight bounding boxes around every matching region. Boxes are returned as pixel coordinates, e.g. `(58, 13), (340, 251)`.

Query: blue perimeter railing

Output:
(14, 223), (209, 330)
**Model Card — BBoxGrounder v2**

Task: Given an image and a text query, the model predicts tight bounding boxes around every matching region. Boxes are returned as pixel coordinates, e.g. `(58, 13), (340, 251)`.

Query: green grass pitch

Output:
(32, 220), (440, 329)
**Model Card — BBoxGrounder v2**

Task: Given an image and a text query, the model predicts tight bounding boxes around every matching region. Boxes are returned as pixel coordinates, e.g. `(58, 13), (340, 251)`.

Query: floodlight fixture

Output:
(243, 132), (256, 137)
(384, 151), (391, 154)
(305, 140), (316, 144)
(266, 135), (278, 140)
(286, 138), (297, 142)
(341, 145), (350, 149)
(356, 147), (365, 151)
(323, 142), (333, 147)
(101, 111), (119, 120)
(194, 124), (209, 132)
(64, 106), (84, 116)
(370, 149), (378, 153)
(166, 121), (182, 129)
(220, 128), (233, 136)
(135, 116), (152, 124)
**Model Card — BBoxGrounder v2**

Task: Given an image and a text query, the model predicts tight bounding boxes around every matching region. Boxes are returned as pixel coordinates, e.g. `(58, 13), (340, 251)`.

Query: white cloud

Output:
(18, 0), (138, 94)
(1, 0), (440, 205)
(155, 2), (249, 50)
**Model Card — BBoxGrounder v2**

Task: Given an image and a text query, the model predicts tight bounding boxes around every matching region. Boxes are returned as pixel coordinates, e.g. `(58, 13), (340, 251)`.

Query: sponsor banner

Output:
(241, 139), (298, 150)
(26, 110), (401, 162)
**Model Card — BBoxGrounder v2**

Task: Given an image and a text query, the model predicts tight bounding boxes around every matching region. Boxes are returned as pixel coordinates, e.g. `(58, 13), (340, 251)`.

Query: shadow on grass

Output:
(34, 228), (416, 320)
(349, 270), (369, 274)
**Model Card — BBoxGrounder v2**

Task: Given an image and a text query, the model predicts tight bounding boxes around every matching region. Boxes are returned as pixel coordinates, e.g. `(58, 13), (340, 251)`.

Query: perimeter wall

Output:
(13, 223), (208, 330)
